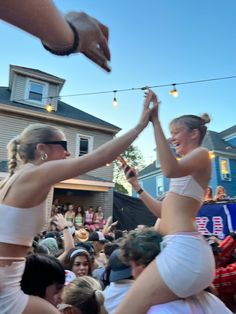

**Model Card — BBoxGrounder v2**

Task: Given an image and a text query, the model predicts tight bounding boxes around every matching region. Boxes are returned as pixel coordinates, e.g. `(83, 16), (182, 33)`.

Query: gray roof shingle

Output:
(0, 87), (120, 131)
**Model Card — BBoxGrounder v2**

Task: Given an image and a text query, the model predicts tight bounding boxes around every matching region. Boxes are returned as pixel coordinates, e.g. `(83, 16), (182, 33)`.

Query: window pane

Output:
(79, 138), (89, 156)
(29, 82), (43, 101)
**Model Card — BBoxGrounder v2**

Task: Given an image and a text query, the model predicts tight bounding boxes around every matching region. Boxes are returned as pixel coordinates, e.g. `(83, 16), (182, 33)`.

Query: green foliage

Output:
(114, 182), (129, 195)
(113, 144), (145, 194)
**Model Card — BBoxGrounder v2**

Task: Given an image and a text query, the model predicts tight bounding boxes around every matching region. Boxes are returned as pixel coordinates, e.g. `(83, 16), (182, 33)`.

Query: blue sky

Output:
(1, 0), (236, 164)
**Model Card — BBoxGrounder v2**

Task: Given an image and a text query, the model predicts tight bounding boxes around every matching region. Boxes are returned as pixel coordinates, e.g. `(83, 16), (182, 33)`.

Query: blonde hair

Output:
(7, 123), (59, 176)
(62, 276), (107, 314)
(170, 113), (211, 144)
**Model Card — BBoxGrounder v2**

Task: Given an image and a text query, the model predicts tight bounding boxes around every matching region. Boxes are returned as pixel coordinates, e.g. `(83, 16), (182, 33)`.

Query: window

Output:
(25, 79), (48, 105)
(219, 157), (231, 181)
(76, 134), (93, 156)
(156, 174), (164, 197)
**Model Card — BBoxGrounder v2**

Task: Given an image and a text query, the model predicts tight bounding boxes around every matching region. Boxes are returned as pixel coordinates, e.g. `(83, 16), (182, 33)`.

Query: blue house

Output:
(133, 126), (236, 199)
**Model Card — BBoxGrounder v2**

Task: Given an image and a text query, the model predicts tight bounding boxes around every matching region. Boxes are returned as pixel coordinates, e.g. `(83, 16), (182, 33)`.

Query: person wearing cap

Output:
(103, 249), (134, 314)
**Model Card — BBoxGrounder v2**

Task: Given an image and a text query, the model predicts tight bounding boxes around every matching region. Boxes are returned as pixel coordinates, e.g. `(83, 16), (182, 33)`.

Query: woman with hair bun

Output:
(61, 276), (107, 314)
(116, 90), (215, 314)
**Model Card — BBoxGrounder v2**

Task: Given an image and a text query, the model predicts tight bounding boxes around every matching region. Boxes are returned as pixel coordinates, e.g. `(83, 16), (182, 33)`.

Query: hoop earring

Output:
(40, 152), (48, 161)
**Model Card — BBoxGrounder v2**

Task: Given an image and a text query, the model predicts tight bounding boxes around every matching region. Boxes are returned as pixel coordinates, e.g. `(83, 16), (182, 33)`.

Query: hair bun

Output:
(200, 113), (211, 125)
(94, 290), (104, 306)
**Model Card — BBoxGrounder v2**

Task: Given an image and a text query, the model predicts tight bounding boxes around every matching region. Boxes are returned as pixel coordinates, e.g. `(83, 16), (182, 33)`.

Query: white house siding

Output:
(11, 74), (59, 110)
(10, 73), (25, 102)
(60, 124), (114, 181)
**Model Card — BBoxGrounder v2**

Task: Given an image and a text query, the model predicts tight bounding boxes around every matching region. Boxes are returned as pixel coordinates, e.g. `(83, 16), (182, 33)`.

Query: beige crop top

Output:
(0, 164), (47, 246)
(169, 175), (204, 202)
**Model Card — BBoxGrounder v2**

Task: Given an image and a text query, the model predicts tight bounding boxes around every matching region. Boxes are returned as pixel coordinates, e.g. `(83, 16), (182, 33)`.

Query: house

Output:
(133, 127), (236, 199)
(0, 65), (121, 218)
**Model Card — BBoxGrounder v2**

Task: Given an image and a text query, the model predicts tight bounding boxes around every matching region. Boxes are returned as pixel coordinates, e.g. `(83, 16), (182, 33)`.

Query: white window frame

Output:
(76, 134), (94, 157)
(25, 78), (48, 106)
(156, 174), (164, 197)
(219, 157), (231, 181)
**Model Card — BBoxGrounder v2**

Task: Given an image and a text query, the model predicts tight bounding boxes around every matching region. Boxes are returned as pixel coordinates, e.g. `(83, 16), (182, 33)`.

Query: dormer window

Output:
(25, 78), (48, 106)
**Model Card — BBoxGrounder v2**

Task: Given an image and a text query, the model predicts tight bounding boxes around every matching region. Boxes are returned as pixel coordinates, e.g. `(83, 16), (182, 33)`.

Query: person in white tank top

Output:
(0, 96), (156, 314)
(115, 90), (218, 314)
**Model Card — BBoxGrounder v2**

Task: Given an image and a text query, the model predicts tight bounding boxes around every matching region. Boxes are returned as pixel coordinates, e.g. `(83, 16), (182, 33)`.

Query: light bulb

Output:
(169, 84), (178, 97)
(46, 104), (53, 112)
(113, 90), (118, 108)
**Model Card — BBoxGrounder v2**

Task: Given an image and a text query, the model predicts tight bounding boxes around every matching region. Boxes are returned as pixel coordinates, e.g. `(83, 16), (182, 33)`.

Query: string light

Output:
(169, 84), (178, 97)
(45, 98), (54, 112)
(14, 74), (236, 108)
(113, 90), (118, 108)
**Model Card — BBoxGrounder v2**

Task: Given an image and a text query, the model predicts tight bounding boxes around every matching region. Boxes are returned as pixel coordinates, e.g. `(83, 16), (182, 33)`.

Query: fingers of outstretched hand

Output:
(95, 21), (110, 61)
(66, 12), (111, 71)
(84, 46), (111, 72)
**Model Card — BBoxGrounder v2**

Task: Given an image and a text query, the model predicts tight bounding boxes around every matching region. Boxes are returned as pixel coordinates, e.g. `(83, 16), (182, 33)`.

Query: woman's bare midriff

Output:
(0, 242), (29, 264)
(156, 192), (201, 236)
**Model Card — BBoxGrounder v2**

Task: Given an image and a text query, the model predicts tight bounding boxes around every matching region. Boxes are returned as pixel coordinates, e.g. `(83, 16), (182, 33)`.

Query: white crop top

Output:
(0, 201), (47, 246)
(0, 163), (47, 246)
(169, 175), (204, 202)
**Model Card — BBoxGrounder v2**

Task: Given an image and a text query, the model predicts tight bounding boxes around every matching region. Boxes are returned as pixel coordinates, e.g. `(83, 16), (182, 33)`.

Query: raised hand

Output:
(65, 12), (111, 72)
(144, 89), (160, 123)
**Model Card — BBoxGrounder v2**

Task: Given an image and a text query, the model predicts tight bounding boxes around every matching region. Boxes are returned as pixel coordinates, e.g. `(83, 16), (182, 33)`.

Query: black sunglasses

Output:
(43, 140), (68, 151)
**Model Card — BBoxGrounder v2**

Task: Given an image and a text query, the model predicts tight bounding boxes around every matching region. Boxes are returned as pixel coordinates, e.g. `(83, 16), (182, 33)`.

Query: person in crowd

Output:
(93, 206), (105, 230)
(120, 228), (162, 279)
(1, 0), (111, 72)
(84, 206), (95, 231)
(64, 204), (76, 229)
(0, 98), (153, 313)
(21, 254), (65, 308)
(74, 228), (89, 245)
(93, 242), (120, 287)
(115, 89), (215, 314)
(120, 228), (233, 314)
(89, 231), (108, 268)
(63, 248), (92, 278)
(60, 276), (107, 314)
(212, 232), (236, 311)
(74, 206), (85, 229)
(39, 237), (59, 257)
(103, 249), (134, 314)
(204, 186), (214, 203)
(214, 185), (227, 201)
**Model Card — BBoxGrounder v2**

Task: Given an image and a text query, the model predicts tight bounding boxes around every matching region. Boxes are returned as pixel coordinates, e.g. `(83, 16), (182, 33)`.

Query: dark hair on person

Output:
(170, 113), (211, 144)
(63, 248), (92, 276)
(21, 254), (65, 298)
(120, 228), (162, 266)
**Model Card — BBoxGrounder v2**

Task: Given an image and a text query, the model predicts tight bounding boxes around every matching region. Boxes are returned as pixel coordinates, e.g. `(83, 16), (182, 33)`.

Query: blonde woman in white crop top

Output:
(115, 90), (215, 314)
(0, 98), (155, 314)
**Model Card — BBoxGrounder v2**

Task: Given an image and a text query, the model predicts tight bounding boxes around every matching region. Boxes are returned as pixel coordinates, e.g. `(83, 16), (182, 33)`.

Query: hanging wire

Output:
(14, 75), (236, 103)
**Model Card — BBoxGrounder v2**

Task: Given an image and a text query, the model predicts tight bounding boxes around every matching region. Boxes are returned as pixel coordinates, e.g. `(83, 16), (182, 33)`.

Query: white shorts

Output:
(0, 259), (29, 314)
(155, 232), (215, 298)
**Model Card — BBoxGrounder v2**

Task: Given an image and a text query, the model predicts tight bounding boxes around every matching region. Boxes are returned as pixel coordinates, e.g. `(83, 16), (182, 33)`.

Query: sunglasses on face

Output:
(43, 140), (68, 151)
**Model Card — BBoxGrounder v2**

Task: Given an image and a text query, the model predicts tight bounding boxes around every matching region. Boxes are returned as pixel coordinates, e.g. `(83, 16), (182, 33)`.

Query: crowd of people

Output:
(51, 203), (106, 233)
(0, 2), (235, 313)
(204, 185), (229, 203)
